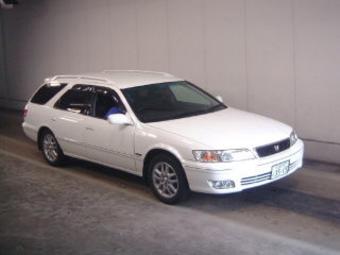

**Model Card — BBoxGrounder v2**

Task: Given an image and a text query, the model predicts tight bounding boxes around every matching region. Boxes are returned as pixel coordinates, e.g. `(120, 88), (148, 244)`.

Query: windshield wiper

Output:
(172, 105), (225, 119)
(208, 104), (225, 113)
(171, 109), (209, 119)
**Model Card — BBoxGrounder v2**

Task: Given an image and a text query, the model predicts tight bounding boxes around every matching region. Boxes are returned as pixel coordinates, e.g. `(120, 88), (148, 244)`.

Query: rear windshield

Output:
(31, 83), (67, 105)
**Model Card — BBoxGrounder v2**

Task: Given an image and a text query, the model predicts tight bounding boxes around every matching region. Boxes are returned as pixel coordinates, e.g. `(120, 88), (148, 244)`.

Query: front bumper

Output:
(183, 139), (304, 194)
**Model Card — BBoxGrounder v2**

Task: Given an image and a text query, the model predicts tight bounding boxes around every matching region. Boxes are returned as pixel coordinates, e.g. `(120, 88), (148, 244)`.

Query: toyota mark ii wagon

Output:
(22, 70), (304, 204)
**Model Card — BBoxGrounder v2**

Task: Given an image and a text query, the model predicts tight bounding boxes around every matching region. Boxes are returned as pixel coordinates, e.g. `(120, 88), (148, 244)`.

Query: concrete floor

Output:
(0, 109), (339, 255)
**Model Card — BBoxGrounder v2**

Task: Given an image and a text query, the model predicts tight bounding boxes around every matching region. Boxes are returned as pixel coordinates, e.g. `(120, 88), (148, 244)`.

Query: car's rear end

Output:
(22, 81), (67, 142)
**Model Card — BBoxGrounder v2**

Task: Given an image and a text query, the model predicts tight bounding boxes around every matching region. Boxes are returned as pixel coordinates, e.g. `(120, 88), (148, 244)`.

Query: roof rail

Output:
(102, 69), (174, 78)
(80, 76), (110, 83)
(50, 75), (79, 81)
(49, 75), (110, 83)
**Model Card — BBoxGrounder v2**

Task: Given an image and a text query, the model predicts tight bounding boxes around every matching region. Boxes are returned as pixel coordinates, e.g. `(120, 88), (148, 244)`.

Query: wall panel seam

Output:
(135, 0), (139, 68)
(201, 0), (208, 89)
(243, 0), (249, 110)
(291, 0), (298, 128)
(165, 0), (170, 72)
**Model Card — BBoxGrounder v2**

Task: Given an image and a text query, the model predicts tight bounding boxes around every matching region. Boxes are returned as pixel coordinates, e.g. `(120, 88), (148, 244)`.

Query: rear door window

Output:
(31, 83), (67, 105)
(54, 85), (95, 115)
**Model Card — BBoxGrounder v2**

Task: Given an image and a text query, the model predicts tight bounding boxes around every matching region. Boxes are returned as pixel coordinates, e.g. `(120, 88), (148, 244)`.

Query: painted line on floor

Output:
(0, 148), (339, 254)
(0, 146), (151, 198)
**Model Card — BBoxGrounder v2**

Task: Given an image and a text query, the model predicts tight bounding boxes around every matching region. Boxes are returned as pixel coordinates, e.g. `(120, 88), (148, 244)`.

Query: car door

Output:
(52, 84), (95, 158)
(82, 86), (136, 172)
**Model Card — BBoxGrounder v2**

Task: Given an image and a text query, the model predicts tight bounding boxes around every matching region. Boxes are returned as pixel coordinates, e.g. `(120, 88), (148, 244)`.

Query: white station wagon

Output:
(23, 70), (304, 204)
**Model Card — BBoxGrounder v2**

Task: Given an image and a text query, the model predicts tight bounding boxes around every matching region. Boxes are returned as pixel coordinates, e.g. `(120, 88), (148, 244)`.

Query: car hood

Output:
(147, 108), (292, 149)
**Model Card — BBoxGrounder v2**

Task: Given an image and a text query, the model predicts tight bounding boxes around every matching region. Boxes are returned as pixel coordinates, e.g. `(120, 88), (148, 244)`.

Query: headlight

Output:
(192, 149), (256, 163)
(290, 130), (298, 146)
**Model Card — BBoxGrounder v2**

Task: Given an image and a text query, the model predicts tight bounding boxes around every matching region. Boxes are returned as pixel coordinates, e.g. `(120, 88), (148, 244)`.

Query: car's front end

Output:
(183, 134), (304, 194)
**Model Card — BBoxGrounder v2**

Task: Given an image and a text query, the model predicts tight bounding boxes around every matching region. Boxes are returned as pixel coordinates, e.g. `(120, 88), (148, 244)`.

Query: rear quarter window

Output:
(30, 83), (67, 105)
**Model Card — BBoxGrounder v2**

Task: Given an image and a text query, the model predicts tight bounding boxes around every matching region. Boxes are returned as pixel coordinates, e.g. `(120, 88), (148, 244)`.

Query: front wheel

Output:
(41, 130), (66, 166)
(148, 154), (189, 204)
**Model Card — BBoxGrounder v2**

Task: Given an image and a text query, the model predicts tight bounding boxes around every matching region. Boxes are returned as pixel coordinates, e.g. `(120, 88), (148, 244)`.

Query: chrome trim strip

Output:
(57, 136), (135, 160)
(182, 164), (232, 172)
(83, 142), (135, 159)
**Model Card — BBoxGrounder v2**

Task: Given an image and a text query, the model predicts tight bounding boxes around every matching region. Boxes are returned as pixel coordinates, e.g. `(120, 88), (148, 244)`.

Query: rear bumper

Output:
(22, 122), (38, 142)
(183, 139), (304, 194)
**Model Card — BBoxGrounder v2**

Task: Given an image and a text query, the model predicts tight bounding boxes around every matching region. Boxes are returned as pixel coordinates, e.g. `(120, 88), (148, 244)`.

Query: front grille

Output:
(256, 138), (290, 158)
(241, 172), (272, 186)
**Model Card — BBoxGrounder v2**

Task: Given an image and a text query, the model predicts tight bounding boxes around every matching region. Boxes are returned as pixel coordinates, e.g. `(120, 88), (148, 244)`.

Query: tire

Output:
(148, 154), (189, 204)
(40, 130), (66, 166)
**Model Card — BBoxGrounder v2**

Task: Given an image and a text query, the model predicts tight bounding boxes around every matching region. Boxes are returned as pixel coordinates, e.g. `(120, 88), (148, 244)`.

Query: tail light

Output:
(23, 105), (28, 119)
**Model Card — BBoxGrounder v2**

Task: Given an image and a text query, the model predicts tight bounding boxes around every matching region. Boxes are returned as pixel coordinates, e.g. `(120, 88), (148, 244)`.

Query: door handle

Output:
(85, 127), (94, 131)
(51, 117), (56, 121)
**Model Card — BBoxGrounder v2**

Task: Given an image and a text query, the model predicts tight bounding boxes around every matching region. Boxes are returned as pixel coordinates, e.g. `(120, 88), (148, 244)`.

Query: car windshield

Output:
(122, 81), (227, 123)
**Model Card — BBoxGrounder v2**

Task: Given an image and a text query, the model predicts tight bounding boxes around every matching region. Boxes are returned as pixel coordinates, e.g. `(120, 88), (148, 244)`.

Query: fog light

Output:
(208, 180), (235, 189)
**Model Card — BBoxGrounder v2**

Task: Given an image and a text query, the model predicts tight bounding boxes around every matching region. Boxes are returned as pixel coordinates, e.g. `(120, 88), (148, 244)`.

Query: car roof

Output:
(47, 70), (183, 89)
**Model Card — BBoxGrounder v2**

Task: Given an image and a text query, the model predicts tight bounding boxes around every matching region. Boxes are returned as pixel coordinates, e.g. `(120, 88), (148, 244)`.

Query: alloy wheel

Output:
(152, 161), (179, 199)
(43, 133), (59, 163)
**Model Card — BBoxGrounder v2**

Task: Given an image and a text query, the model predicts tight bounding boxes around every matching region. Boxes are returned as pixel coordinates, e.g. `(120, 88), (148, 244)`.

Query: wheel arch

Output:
(142, 147), (187, 184)
(37, 126), (54, 150)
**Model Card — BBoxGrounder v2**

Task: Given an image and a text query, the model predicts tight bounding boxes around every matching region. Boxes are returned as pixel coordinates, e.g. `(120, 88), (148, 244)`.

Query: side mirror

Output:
(216, 95), (223, 103)
(107, 114), (132, 126)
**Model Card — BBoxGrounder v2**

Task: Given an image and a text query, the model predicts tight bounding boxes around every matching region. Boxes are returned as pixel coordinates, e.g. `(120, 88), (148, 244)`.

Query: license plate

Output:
(271, 160), (290, 179)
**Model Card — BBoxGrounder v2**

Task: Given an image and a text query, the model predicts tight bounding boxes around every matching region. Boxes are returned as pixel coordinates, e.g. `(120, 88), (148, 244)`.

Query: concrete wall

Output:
(0, 0), (340, 164)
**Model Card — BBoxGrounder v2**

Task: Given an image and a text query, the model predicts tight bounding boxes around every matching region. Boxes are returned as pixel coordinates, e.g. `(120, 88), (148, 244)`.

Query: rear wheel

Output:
(148, 154), (189, 204)
(41, 130), (66, 166)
